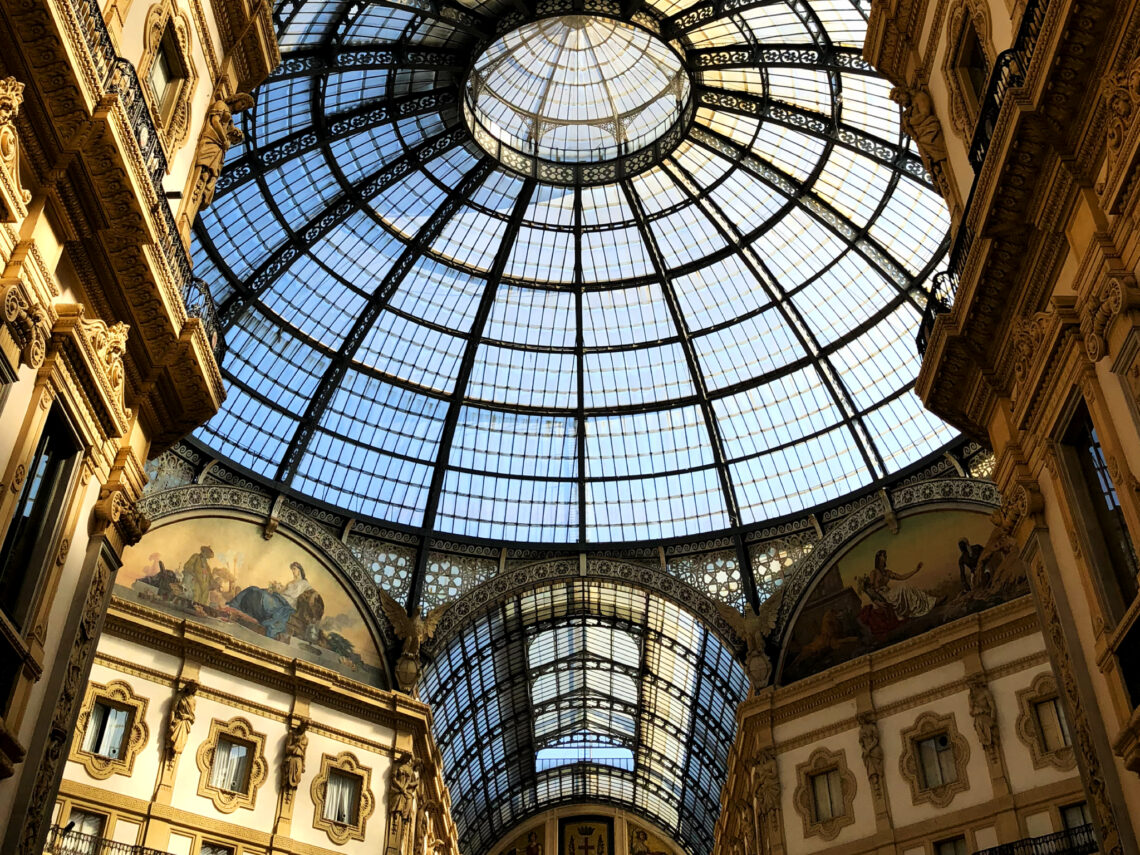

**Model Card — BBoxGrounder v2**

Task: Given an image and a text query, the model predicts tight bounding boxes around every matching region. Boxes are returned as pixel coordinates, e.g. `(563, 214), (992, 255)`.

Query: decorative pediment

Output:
(48, 304), (132, 441)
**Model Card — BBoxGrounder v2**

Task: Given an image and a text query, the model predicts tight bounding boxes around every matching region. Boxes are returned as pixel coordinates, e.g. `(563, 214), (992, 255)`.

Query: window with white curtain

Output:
(323, 769), (362, 825)
(81, 700), (130, 758)
(209, 737), (252, 793)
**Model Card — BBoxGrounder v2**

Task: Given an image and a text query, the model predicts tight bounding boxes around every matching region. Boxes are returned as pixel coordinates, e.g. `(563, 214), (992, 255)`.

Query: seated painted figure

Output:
(227, 562), (324, 641)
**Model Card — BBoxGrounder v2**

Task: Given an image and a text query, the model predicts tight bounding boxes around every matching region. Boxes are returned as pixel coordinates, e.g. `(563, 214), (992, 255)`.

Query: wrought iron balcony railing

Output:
(973, 824), (1098, 855)
(62, 0), (225, 364)
(915, 0), (1051, 356)
(45, 826), (171, 855)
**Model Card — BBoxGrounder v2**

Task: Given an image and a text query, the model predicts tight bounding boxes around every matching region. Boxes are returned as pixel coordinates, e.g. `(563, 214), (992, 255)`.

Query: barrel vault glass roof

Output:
(420, 580), (749, 855)
(192, 0), (957, 547)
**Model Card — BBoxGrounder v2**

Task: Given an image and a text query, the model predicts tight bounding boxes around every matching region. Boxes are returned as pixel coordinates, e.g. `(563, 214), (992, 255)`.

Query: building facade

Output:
(0, 0), (276, 849)
(864, 0), (1140, 847)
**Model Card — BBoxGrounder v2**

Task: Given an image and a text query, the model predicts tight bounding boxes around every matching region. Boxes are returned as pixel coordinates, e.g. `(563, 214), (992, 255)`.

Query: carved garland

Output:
(898, 710), (971, 808)
(140, 3), (198, 153)
(194, 717), (268, 813)
(311, 751), (376, 844)
(1015, 672), (1077, 771)
(69, 679), (150, 780)
(791, 747), (857, 841)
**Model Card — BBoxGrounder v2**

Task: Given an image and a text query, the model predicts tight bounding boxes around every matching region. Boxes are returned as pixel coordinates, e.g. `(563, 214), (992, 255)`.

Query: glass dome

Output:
(191, 0), (956, 546)
(466, 15), (691, 165)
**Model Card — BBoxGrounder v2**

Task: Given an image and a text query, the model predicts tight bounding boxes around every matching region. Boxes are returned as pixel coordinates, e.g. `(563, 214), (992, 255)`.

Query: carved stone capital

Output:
(1, 279), (49, 369)
(91, 485), (149, 547)
(1082, 275), (1134, 362)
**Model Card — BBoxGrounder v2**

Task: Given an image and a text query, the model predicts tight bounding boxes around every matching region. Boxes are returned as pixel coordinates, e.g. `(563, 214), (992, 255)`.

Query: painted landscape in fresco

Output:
(780, 509), (1028, 684)
(117, 517), (385, 686)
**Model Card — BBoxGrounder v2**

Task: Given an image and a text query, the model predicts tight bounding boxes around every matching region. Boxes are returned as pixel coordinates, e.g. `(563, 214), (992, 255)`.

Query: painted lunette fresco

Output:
(117, 515), (385, 686)
(781, 509), (1028, 684)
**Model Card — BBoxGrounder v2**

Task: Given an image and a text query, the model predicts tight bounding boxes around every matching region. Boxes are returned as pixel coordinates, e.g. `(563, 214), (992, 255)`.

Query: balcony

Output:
(914, 0), (1051, 356)
(63, 0), (225, 366)
(974, 825), (1098, 855)
(45, 827), (170, 855)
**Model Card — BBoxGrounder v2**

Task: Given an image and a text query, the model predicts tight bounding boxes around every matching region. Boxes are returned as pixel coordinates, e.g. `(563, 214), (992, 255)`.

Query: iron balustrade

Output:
(973, 824), (1098, 855)
(45, 827), (171, 855)
(61, 0), (225, 363)
(914, 0), (1050, 355)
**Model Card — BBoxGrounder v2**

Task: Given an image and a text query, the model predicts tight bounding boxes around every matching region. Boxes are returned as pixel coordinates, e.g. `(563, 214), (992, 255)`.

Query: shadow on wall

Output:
(780, 508), (1028, 684)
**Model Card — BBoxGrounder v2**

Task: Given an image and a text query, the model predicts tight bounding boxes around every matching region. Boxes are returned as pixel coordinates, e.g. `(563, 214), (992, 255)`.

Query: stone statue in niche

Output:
(167, 680), (197, 755)
(282, 718), (308, 791)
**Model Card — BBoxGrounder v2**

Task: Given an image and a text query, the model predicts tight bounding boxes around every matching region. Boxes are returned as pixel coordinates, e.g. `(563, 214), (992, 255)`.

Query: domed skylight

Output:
(466, 15), (691, 165)
(191, 0), (956, 547)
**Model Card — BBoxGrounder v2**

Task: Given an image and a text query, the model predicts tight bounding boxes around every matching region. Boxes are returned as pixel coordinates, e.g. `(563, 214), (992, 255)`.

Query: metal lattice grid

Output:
(193, 0), (956, 559)
(419, 579), (748, 855)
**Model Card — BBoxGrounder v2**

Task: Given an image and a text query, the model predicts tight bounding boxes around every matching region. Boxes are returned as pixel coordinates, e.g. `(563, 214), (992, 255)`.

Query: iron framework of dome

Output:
(192, 0), (956, 556)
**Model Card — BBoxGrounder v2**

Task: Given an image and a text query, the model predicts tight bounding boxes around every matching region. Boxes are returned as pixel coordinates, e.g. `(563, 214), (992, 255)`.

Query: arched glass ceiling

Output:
(192, 0), (957, 546)
(419, 580), (748, 855)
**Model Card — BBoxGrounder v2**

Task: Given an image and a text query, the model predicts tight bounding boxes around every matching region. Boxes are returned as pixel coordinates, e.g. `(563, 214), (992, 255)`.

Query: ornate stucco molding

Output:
(1, 279), (50, 371)
(48, 304), (131, 439)
(0, 76), (31, 223)
(791, 746), (856, 841)
(69, 678), (150, 780)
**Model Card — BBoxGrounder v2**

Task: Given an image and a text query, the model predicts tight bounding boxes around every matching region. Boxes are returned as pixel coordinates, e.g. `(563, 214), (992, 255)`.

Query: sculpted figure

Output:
(380, 590), (448, 696)
(716, 597), (779, 692)
(751, 748), (780, 822)
(195, 92), (254, 208)
(968, 677), (999, 754)
(857, 713), (884, 796)
(389, 756), (421, 843)
(282, 719), (308, 790)
(167, 681), (197, 755)
(891, 85), (947, 166)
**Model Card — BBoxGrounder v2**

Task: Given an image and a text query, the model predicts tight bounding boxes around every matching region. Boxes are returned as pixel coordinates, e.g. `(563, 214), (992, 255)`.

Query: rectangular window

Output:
(80, 700), (130, 759)
(809, 768), (843, 822)
(1061, 802), (1091, 830)
(935, 837), (968, 855)
(209, 738), (251, 793)
(1064, 405), (1139, 617)
(1034, 697), (1072, 752)
(148, 27), (184, 119)
(323, 769), (362, 825)
(917, 734), (957, 788)
(200, 844), (234, 855)
(0, 410), (80, 631)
